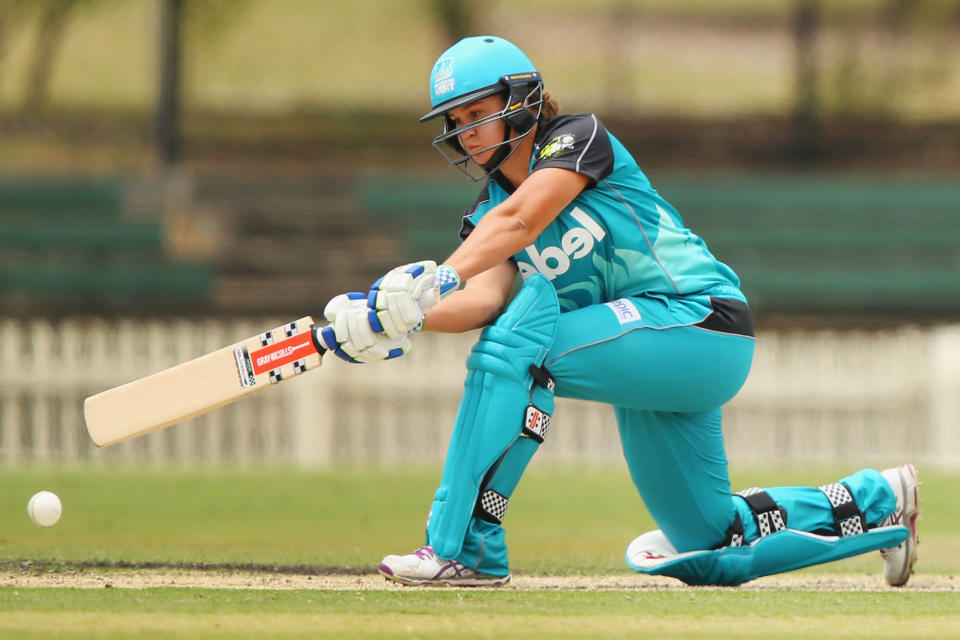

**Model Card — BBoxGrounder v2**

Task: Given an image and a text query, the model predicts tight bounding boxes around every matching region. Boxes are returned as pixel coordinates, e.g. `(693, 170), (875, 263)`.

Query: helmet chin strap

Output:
(480, 126), (517, 174)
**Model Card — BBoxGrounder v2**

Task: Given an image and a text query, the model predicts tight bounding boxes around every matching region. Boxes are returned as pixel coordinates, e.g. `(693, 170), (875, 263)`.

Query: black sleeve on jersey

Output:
(459, 217), (475, 241)
(531, 113), (615, 186)
(458, 182), (491, 241)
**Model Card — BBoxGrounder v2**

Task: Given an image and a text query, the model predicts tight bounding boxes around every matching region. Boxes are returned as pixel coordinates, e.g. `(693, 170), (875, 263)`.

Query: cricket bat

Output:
(84, 316), (327, 447)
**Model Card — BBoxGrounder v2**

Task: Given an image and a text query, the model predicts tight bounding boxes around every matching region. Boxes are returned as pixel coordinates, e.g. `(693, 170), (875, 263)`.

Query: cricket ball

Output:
(27, 490), (62, 527)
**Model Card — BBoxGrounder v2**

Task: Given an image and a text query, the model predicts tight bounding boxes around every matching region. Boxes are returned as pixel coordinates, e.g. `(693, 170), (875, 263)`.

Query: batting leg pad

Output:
(626, 526), (908, 586)
(474, 436), (543, 525)
(427, 274), (560, 561)
(626, 474), (908, 586)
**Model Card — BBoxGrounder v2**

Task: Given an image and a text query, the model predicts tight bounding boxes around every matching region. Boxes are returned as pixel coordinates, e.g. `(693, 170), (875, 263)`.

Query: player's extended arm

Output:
(367, 168), (589, 335)
(421, 260), (518, 333)
(444, 167), (589, 282)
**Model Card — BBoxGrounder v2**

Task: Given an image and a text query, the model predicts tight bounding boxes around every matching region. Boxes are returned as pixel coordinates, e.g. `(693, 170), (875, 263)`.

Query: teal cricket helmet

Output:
(420, 36), (540, 123)
(420, 36), (544, 180)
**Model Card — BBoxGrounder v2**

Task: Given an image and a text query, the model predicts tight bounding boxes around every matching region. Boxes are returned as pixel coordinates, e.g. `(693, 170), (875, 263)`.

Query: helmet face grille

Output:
(429, 82), (544, 181)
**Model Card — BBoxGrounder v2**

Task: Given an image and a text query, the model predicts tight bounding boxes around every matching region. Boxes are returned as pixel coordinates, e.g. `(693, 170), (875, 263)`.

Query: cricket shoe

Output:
(879, 463), (920, 587)
(378, 545), (510, 587)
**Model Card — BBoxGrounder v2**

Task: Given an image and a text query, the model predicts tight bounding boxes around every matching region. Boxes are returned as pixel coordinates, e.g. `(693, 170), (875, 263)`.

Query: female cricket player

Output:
(318, 36), (919, 587)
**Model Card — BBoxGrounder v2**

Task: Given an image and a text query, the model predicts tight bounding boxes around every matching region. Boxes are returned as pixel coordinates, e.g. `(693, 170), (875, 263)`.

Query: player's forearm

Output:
(422, 288), (506, 333)
(444, 203), (539, 281)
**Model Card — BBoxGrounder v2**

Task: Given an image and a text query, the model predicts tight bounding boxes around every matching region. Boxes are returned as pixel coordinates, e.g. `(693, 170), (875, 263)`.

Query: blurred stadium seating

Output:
(0, 176), (213, 314)
(0, 2), (957, 464)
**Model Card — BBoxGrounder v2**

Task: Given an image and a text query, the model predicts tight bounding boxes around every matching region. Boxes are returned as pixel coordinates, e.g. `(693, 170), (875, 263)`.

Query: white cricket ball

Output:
(27, 491), (62, 527)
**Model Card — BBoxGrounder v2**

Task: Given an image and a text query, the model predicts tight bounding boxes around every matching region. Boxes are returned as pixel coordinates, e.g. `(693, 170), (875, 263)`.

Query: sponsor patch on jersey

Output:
(605, 298), (641, 324)
(538, 133), (576, 159)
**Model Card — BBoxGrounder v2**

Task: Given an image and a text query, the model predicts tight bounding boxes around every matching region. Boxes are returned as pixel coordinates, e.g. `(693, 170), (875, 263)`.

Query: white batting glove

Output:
(318, 293), (412, 363)
(367, 261), (461, 336)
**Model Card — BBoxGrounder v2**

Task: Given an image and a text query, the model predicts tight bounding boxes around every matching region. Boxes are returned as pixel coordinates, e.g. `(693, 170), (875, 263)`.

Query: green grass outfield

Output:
(0, 465), (957, 639)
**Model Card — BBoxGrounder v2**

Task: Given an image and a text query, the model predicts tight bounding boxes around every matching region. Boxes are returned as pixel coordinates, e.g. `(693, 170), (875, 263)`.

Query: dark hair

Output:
(540, 90), (559, 120)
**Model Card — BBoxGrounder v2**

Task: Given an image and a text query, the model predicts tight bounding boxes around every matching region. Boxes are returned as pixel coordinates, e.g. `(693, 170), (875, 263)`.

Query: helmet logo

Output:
(538, 134), (576, 159)
(433, 57), (455, 96)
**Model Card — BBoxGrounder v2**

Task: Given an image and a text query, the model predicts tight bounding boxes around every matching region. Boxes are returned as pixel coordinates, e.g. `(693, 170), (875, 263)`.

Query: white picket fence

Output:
(1, 317), (958, 467)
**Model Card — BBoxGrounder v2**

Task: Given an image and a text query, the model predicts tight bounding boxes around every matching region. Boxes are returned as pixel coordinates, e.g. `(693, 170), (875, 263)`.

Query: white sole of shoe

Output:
(883, 463), (919, 587)
(378, 567), (510, 587)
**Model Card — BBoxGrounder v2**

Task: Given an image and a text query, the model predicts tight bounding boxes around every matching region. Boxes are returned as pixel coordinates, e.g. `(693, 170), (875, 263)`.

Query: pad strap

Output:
(475, 489), (509, 524)
(819, 482), (867, 536)
(737, 488), (788, 538)
(528, 363), (556, 391)
(723, 513), (745, 548)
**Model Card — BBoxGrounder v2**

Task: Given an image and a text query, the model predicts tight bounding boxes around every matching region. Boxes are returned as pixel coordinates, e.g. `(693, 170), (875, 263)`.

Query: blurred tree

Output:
(157, 0), (183, 168)
(831, 0), (960, 119)
(21, 0), (78, 113)
(792, 0), (821, 163)
(153, 0), (253, 168)
(430, 0), (475, 43)
(0, 0), (32, 86)
(182, 0), (252, 41)
(17, 0), (116, 113)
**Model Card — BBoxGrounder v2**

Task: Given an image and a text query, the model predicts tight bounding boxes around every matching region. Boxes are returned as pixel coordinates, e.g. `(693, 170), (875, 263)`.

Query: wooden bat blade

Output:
(84, 317), (324, 447)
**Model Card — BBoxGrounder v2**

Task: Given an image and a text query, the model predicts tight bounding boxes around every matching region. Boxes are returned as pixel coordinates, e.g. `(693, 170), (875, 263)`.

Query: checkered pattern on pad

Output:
(737, 487), (787, 538)
(819, 482), (866, 536)
(478, 490), (509, 524)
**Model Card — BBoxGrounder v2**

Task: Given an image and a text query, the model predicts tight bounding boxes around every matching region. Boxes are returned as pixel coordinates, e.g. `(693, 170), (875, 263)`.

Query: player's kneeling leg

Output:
(426, 274), (560, 571)
(625, 481), (910, 586)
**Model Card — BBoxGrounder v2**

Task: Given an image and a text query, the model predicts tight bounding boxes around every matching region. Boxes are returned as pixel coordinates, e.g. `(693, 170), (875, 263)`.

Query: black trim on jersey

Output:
(531, 114), (615, 186)
(462, 114), (615, 240)
(695, 298), (754, 338)
(459, 182), (491, 241)
(492, 171), (517, 195)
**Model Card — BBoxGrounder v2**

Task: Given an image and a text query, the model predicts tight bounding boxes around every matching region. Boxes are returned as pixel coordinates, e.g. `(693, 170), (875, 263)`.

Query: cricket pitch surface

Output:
(2, 566), (958, 591)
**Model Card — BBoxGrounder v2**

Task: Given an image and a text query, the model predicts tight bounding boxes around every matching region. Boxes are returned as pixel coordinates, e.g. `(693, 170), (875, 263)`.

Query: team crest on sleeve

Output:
(538, 134), (576, 159)
(433, 57), (455, 96)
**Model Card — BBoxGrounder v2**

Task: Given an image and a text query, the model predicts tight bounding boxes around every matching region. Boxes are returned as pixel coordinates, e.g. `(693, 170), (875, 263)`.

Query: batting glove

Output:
(319, 292), (411, 363)
(367, 261), (461, 335)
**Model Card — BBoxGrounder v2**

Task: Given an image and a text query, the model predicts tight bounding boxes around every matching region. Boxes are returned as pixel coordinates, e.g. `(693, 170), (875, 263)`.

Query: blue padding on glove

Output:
(406, 263), (425, 278)
(367, 309), (384, 334)
(318, 326), (361, 364)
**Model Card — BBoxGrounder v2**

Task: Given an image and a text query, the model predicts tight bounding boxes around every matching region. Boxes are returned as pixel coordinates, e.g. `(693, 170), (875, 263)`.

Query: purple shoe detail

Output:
(413, 546), (436, 561)
(379, 544), (510, 587)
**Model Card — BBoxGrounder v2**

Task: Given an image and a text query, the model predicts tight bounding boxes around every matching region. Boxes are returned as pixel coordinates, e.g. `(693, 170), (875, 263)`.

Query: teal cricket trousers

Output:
(452, 292), (895, 576)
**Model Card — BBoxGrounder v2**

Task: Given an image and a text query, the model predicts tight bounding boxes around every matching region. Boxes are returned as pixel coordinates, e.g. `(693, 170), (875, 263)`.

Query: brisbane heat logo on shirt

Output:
(516, 207), (606, 280)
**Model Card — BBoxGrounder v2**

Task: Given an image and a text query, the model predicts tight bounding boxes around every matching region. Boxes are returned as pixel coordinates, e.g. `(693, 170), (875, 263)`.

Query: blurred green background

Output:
(0, 1), (957, 587)
(3, 465), (958, 576)
(1, 0), (958, 321)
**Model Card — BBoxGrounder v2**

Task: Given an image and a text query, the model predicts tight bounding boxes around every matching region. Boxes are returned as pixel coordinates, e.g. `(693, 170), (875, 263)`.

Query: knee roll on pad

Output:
(427, 275), (560, 560)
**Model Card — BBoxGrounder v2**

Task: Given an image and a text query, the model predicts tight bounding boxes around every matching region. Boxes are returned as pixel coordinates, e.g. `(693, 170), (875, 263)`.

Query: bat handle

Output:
(309, 324), (329, 356)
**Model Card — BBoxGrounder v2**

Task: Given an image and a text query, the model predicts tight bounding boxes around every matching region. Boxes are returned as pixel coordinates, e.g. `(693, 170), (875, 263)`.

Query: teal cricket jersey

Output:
(461, 113), (745, 311)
